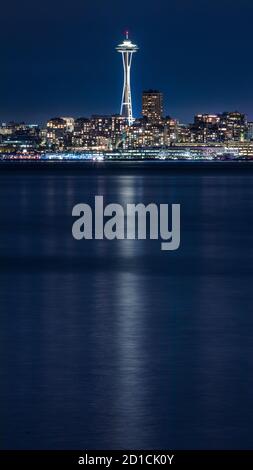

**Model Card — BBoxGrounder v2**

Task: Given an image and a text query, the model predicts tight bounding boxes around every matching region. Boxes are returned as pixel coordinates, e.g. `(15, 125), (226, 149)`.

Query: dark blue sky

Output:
(1, 0), (253, 124)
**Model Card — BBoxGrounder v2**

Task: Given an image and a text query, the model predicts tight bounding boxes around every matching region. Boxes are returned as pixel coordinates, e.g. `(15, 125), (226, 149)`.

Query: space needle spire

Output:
(116, 31), (138, 126)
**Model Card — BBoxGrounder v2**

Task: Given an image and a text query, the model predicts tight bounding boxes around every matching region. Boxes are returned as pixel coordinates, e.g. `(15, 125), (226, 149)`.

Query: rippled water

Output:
(1, 162), (253, 449)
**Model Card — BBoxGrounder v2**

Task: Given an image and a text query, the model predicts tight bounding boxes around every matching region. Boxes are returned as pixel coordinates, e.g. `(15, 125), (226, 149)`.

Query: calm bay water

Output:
(1, 161), (253, 449)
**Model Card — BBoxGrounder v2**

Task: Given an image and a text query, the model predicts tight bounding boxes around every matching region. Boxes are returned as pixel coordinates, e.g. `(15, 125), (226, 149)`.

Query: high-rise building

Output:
(72, 118), (92, 148)
(247, 122), (253, 141)
(61, 117), (75, 132)
(46, 118), (67, 147)
(192, 114), (220, 142)
(142, 90), (163, 123)
(111, 115), (128, 147)
(218, 112), (247, 141)
(116, 32), (138, 126)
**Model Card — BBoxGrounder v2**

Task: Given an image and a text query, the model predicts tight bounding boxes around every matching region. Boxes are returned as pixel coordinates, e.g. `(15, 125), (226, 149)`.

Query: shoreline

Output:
(1, 159), (253, 172)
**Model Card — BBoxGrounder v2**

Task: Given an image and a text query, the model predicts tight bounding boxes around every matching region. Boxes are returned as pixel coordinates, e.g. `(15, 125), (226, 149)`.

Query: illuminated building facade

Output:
(72, 118), (92, 148)
(247, 121), (253, 141)
(142, 90), (163, 123)
(192, 114), (220, 143)
(218, 112), (246, 141)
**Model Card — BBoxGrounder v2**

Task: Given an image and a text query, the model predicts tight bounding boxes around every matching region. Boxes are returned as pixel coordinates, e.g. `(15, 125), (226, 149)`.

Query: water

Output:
(1, 161), (253, 450)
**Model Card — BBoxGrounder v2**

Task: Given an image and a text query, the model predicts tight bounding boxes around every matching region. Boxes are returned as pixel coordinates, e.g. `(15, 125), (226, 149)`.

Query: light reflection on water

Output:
(0, 165), (253, 449)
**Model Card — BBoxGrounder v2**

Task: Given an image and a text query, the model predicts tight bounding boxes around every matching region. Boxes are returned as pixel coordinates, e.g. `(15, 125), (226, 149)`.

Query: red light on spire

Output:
(125, 30), (129, 39)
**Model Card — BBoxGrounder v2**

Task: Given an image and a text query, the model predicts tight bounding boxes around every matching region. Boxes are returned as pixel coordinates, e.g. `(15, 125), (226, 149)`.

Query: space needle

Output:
(116, 32), (138, 126)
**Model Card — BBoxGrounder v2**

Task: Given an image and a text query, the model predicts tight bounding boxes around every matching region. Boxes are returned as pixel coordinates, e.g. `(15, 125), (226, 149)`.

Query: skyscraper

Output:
(142, 90), (163, 123)
(116, 32), (138, 126)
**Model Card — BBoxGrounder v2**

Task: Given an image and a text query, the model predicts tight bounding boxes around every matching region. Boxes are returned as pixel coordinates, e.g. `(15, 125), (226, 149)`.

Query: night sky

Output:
(1, 0), (253, 124)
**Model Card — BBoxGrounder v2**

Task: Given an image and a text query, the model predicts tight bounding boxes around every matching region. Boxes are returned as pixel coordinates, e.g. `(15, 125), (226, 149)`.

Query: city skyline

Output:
(1, 0), (253, 124)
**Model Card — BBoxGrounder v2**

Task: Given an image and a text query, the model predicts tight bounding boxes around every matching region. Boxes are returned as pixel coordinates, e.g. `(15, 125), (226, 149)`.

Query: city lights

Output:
(0, 36), (253, 161)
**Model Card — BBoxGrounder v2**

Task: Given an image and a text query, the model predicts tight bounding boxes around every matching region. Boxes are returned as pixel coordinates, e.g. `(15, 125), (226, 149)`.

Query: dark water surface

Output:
(1, 162), (253, 449)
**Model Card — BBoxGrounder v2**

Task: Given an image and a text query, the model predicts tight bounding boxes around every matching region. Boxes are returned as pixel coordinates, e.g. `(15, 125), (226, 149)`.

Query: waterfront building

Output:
(90, 115), (112, 138)
(61, 117), (75, 132)
(47, 117), (66, 130)
(163, 117), (180, 144)
(124, 119), (164, 149)
(177, 124), (193, 143)
(72, 118), (92, 148)
(192, 114), (220, 143)
(111, 115), (128, 148)
(218, 111), (247, 141)
(0, 123), (15, 136)
(0, 124), (40, 151)
(247, 121), (253, 141)
(46, 117), (70, 147)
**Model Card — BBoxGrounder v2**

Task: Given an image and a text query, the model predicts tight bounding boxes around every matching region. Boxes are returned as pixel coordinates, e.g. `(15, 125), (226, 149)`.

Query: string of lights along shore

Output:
(116, 31), (138, 126)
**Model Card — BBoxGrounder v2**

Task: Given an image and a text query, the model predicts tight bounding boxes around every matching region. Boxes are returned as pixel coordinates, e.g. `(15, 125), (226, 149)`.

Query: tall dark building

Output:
(192, 114), (220, 143)
(142, 90), (163, 123)
(218, 111), (247, 141)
